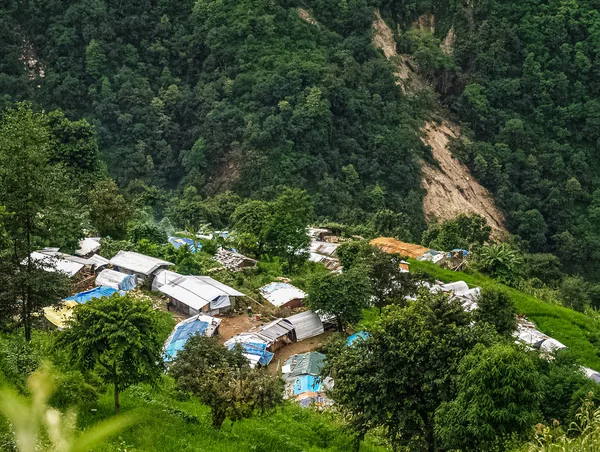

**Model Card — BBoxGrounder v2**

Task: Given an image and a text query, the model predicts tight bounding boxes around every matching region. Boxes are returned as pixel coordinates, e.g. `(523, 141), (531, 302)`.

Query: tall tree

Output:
(306, 267), (371, 331)
(88, 178), (132, 239)
(170, 336), (283, 429)
(473, 289), (517, 336)
(230, 200), (272, 258)
(326, 290), (497, 451)
(435, 344), (542, 450)
(59, 294), (165, 413)
(0, 104), (83, 340)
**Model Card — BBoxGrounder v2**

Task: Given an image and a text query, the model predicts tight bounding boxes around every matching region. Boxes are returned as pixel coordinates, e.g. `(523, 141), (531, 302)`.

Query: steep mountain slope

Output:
(371, 11), (506, 237)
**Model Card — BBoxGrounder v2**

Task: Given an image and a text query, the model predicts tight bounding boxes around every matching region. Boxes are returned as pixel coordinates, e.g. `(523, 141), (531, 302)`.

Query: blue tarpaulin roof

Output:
(228, 341), (274, 366)
(164, 318), (209, 361)
(64, 286), (121, 304)
(168, 237), (201, 252)
(347, 331), (369, 346)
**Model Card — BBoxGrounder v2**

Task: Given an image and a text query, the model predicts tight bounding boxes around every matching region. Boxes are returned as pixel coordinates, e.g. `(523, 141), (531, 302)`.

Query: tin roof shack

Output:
(95, 269), (137, 291)
(308, 241), (341, 272)
(75, 237), (101, 257)
(282, 311), (324, 342)
(153, 270), (245, 315)
(259, 282), (307, 309)
(514, 322), (568, 354)
(109, 251), (173, 283)
(224, 333), (274, 367)
(163, 314), (221, 361)
(214, 248), (258, 271)
(282, 352), (333, 408)
(250, 319), (294, 351)
(430, 281), (481, 312)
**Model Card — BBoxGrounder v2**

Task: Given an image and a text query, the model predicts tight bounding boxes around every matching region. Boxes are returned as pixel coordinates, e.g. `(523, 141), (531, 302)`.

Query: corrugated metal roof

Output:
(109, 251), (173, 276)
(283, 310), (324, 341)
(87, 254), (110, 268)
(154, 271), (243, 312)
(259, 282), (306, 307)
(28, 252), (85, 277)
(95, 269), (137, 290)
(253, 319), (294, 343)
(283, 351), (326, 379)
(75, 237), (101, 256)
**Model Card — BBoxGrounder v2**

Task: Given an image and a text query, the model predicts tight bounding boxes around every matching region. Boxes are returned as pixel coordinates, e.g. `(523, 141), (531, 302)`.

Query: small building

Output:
(75, 237), (101, 257)
(259, 282), (307, 309)
(87, 254), (110, 272)
(152, 270), (244, 315)
(64, 286), (122, 304)
(163, 314), (221, 361)
(95, 269), (137, 291)
(282, 352), (333, 408)
(431, 281), (480, 312)
(282, 311), (324, 342)
(224, 333), (274, 367)
(251, 319), (295, 351)
(27, 251), (86, 277)
(214, 248), (258, 271)
(109, 251), (173, 282)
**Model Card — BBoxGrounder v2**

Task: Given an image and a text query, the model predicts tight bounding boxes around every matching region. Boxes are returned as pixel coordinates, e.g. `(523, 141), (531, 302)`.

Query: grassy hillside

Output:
(73, 383), (388, 452)
(411, 260), (600, 370)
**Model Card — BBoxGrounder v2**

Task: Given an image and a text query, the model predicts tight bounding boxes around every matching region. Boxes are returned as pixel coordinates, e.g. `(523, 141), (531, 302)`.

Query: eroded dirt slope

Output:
(372, 10), (506, 237)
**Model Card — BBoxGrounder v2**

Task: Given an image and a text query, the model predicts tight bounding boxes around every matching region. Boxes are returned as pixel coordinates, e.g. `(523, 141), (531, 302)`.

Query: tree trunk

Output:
(336, 316), (344, 332)
(24, 223), (32, 342)
(114, 384), (120, 414)
(212, 408), (226, 429)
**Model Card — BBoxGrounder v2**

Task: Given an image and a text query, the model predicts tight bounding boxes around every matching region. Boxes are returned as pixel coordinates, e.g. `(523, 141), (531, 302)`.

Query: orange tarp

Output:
(370, 237), (431, 259)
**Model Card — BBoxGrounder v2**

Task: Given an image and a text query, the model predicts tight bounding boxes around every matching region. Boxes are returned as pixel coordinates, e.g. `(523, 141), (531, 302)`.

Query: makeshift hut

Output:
(64, 286), (122, 304)
(163, 314), (221, 361)
(282, 311), (324, 342)
(43, 300), (78, 330)
(282, 352), (333, 408)
(259, 282), (306, 309)
(75, 238), (101, 257)
(214, 248), (258, 271)
(251, 319), (294, 351)
(224, 333), (274, 367)
(95, 269), (137, 291)
(109, 251), (173, 282)
(153, 270), (244, 315)
(168, 236), (200, 252)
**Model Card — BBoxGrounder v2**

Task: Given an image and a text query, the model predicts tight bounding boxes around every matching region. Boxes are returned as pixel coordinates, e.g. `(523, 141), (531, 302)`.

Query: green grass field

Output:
(73, 383), (388, 452)
(410, 260), (600, 370)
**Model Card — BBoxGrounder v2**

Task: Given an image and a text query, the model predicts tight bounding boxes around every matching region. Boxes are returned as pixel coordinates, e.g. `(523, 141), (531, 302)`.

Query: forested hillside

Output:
(377, 0), (600, 277)
(1, 0), (430, 239)
(4, 0), (600, 278)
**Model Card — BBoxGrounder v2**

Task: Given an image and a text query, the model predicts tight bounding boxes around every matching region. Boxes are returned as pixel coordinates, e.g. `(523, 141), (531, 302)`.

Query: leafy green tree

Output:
(0, 104), (82, 340)
(265, 188), (313, 272)
(127, 221), (167, 245)
(168, 186), (209, 248)
(306, 267), (371, 331)
(326, 290), (496, 451)
(336, 240), (371, 270)
(476, 242), (524, 285)
(88, 179), (132, 239)
(524, 253), (564, 288)
(230, 200), (272, 258)
(59, 294), (165, 413)
(559, 276), (590, 312)
(422, 214), (491, 251)
(435, 344), (542, 451)
(473, 289), (517, 336)
(169, 336), (283, 429)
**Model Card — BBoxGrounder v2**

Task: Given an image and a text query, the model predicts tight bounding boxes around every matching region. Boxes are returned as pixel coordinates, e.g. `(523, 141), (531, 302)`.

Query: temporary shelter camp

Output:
(281, 311), (324, 342)
(224, 333), (274, 367)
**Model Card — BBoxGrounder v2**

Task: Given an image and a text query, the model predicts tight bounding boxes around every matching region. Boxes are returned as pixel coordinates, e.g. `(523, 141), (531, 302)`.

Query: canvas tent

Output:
(163, 314), (221, 361)
(259, 282), (306, 309)
(109, 251), (173, 279)
(153, 270), (244, 315)
(95, 269), (137, 291)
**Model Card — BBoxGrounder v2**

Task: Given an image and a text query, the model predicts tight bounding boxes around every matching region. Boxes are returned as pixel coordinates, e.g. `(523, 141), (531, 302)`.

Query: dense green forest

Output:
(3, 0), (600, 278)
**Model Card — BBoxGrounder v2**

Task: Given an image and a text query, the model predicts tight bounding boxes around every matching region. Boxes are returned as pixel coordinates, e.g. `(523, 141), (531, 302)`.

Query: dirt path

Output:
(268, 332), (333, 373)
(217, 314), (258, 344)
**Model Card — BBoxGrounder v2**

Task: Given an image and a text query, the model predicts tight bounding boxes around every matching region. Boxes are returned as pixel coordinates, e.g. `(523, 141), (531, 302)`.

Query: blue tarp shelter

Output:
(226, 339), (274, 366)
(168, 237), (201, 252)
(64, 286), (122, 304)
(347, 331), (369, 346)
(292, 375), (323, 395)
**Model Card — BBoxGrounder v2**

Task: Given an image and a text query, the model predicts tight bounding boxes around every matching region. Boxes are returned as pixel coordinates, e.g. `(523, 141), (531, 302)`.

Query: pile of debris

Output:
(214, 248), (258, 272)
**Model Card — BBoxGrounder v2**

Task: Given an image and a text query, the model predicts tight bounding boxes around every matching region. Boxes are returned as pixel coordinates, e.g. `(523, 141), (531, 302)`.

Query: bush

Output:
(49, 370), (99, 410)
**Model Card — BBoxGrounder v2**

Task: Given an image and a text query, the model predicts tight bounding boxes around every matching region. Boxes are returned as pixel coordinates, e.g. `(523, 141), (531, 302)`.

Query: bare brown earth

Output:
(370, 237), (431, 258)
(298, 8), (318, 26)
(371, 10), (507, 238)
(217, 314), (257, 344)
